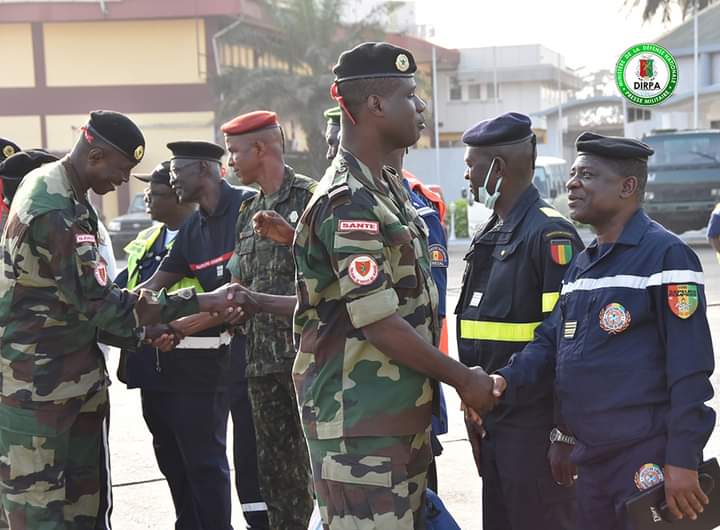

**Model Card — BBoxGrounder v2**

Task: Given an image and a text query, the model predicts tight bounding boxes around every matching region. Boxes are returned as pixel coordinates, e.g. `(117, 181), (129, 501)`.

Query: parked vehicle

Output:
(107, 192), (152, 257)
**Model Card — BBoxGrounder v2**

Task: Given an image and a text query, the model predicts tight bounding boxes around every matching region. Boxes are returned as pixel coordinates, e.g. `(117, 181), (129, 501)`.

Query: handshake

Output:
(458, 368), (508, 425)
(144, 284), (261, 351)
(198, 282), (261, 325)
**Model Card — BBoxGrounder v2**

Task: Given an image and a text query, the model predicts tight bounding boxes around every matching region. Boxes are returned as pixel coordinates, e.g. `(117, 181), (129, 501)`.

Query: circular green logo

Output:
(615, 43), (678, 106)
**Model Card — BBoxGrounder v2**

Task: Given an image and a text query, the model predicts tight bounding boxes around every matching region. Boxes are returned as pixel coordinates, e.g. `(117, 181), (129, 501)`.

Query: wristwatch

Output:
(549, 427), (576, 445)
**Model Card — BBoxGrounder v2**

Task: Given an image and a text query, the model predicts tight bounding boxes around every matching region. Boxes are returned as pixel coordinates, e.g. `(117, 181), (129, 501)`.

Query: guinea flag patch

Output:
(550, 239), (573, 265)
(667, 284), (698, 319)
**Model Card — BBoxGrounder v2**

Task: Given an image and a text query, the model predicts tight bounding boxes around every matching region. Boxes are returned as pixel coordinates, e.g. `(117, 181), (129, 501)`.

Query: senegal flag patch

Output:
(550, 239), (573, 265)
(667, 284), (698, 319)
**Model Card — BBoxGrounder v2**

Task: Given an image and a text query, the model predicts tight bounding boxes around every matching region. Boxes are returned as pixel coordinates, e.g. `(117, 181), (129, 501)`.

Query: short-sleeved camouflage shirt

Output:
(227, 166), (316, 377)
(0, 160), (199, 403)
(292, 149), (440, 440)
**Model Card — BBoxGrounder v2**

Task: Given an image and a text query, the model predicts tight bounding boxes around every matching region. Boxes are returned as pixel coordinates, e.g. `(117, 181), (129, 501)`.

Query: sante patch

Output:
(338, 220), (379, 234)
(76, 234), (97, 245)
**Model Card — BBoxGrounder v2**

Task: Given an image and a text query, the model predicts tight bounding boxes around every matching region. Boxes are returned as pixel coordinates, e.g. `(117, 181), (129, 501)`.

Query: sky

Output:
(411, 0), (685, 72)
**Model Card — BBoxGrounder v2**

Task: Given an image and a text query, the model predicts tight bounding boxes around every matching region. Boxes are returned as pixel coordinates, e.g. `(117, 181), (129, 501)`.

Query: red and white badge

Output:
(94, 261), (108, 286)
(348, 255), (379, 286)
(338, 220), (379, 234)
(76, 234), (97, 245)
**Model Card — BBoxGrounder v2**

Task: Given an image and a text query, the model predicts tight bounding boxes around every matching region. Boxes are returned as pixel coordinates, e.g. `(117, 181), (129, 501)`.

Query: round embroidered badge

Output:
(634, 463), (664, 491)
(599, 302), (631, 334)
(348, 255), (379, 286)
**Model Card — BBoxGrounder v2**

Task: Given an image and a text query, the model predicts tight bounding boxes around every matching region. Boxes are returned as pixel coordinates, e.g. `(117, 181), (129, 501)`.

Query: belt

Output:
(175, 331), (232, 350)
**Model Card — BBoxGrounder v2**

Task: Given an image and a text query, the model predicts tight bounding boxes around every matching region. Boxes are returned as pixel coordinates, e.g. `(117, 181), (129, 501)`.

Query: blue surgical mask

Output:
(482, 157), (503, 210)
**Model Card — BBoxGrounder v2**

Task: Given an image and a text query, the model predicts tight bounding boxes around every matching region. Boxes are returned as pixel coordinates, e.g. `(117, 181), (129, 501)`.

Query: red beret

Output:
(221, 110), (279, 136)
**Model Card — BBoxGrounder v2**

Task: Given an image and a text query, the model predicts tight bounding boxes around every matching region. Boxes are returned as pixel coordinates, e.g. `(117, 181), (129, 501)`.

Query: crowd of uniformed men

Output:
(0, 40), (715, 530)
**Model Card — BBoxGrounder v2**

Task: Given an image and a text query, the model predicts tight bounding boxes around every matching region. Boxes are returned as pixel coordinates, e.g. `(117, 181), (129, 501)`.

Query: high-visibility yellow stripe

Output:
(460, 320), (541, 342)
(542, 292), (560, 313)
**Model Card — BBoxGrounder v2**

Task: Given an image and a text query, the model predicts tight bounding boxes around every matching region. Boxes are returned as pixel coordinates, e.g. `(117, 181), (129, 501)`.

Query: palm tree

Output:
(625, 0), (717, 22)
(216, 0), (384, 177)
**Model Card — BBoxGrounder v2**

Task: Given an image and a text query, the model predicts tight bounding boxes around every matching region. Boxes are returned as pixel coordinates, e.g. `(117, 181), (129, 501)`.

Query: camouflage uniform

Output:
(228, 166), (315, 529)
(293, 150), (439, 529)
(0, 160), (200, 529)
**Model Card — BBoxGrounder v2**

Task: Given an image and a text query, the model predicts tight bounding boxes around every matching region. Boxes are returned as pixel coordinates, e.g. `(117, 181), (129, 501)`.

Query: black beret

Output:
(462, 112), (534, 147)
(575, 132), (654, 160)
(84, 110), (145, 163)
(167, 141), (224, 162)
(333, 42), (416, 83)
(0, 137), (21, 161)
(0, 149), (59, 182)
(134, 161), (171, 186)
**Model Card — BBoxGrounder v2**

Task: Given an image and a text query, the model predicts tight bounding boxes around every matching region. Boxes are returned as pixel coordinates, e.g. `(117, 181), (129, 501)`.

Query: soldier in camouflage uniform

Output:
(223, 111), (314, 529)
(292, 43), (496, 529)
(0, 111), (247, 530)
(0, 150), (59, 234)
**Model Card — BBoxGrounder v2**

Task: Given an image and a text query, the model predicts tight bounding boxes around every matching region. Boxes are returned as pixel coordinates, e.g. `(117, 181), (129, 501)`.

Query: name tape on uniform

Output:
(76, 234), (97, 245)
(470, 292), (483, 307)
(338, 220), (379, 234)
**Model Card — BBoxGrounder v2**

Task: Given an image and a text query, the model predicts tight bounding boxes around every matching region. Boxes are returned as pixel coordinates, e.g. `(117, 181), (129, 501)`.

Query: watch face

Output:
(549, 429), (559, 442)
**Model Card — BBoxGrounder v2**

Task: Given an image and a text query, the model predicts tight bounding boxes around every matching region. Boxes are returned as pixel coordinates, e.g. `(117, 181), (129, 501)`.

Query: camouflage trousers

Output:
(307, 431), (432, 530)
(0, 389), (109, 530)
(247, 373), (313, 530)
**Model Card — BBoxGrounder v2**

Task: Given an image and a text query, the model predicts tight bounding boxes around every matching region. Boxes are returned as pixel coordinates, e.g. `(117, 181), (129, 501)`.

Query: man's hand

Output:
(198, 283), (247, 319)
(144, 324), (182, 352)
(457, 367), (497, 415)
(225, 285), (262, 326)
(253, 211), (295, 245)
(664, 464), (709, 521)
(548, 442), (577, 486)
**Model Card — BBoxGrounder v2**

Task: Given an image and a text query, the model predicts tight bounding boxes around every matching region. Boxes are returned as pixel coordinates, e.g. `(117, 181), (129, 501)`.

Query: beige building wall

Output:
(43, 18), (207, 87)
(44, 111), (215, 221)
(0, 116), (42, 148)
(0, 23), (35, 87)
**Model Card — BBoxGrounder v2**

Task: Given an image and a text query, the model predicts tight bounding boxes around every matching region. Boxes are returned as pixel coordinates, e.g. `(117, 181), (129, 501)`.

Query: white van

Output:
(466, 156), (569, 236)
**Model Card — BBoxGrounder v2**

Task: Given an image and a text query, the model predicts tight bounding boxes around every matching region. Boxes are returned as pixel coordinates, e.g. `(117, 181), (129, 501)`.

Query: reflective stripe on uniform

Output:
(542, 291), (560, 312)
(241, 502), (268, 513)
(460, 320), (541, 342)
(561, 269), (704, 295)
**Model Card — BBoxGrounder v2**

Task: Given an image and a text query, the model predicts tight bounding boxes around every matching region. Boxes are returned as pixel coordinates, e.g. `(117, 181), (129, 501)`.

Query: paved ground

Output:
(108, 239), (720, 529)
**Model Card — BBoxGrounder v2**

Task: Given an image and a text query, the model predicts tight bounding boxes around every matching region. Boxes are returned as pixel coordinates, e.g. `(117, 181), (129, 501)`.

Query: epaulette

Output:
(292, 174), (318, 193)
(238, 193), (256, 212)
(539, 206), (569, 221)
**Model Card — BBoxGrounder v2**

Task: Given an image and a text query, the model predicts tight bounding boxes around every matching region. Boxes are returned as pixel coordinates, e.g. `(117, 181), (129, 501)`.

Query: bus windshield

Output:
(645, 134), (720, 167)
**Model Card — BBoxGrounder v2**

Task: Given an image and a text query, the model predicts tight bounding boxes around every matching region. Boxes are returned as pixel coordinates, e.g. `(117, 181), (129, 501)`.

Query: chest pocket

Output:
(383, 225), (418, 290)
(476, 239), (522, 319)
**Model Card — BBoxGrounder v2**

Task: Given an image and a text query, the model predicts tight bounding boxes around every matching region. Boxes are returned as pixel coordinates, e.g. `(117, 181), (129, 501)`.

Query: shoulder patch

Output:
(540, 207), (568, 220)
(429, 243), (449, 268)
(550, 239), (573, 265)
(667, 284), (699, 319)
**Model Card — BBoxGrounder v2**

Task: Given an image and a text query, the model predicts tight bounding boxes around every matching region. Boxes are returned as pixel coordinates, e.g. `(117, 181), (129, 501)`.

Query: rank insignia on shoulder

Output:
(550, 239), (573, 265)
(429, 243), (448, 268)
(667, 284), (698, 319)
(540, 207), (567, 219)
(348, 255), (379, 286)
(634, 463), (664, 491)
(338, 220), (379, 234)
(563, 320), (577, 339)
(76, 234), (97, 245)
(599, 303), (631, 334)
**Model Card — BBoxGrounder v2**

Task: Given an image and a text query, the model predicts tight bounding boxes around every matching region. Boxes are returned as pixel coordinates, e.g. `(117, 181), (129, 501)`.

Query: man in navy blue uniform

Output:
(116, 161), (240, 530)
(457, 113), (581, 530)
(492, 131), (715, 530)
(139, 141), (268, 529)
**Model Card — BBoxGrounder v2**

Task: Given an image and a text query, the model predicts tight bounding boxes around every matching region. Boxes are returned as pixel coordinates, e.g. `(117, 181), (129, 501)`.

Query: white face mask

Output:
(482, 157), (503, 210)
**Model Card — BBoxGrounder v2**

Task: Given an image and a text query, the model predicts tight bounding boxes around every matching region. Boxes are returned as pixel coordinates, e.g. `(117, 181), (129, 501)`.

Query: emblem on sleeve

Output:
(667, 284), (698, 319)
(338, 220), (380, 234)
(634, 463), (664, 491)
(429, 243), (449, 268)
(348, 255), (379, 286)
(550, 239), (573, 265)
(289, 210), (299, 224)
(598, 303), (631, 334)
(75, 234), (97, 245)
(94, 261), (108, 287)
